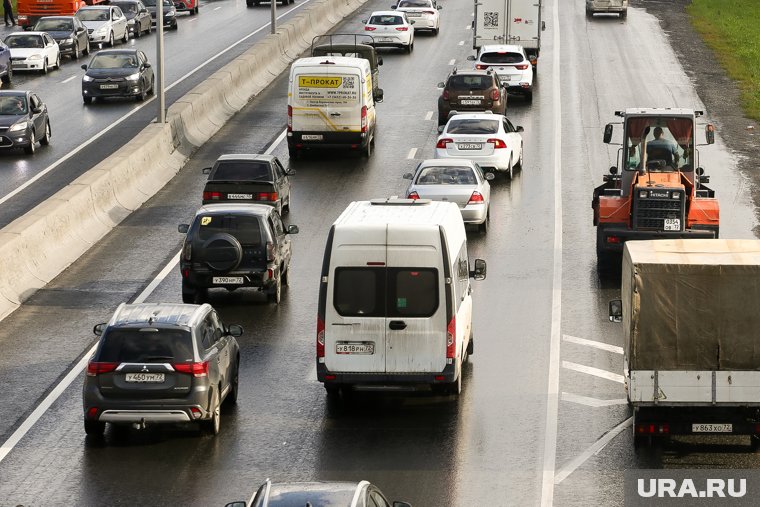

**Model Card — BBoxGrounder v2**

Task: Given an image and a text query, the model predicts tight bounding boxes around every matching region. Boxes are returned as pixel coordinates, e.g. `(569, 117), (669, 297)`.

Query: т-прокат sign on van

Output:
(297, 75), (358, 106)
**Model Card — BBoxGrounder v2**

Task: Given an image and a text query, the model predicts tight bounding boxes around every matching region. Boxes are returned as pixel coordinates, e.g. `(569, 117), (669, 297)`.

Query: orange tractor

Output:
(592, 108), (719, 264)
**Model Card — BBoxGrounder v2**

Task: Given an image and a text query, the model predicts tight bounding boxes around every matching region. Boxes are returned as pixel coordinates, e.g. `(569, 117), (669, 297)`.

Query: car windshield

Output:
(90, 54), (139, 69)
(416, 166), (477, 185)
(97, 329), (195, 363)
(211, 161), (272, 182)
(34, 19), (74, 31)
(0, 96), (28, 115)
(113, 2), (138, 13)
(624, 116), (694, 171)
(447, 119), (499, 134)
(264, 488), (356, 507)
(368, 15), (403, 25)
(4, 34), (44, 48)
(480, 52), (524, 64)
(77, 9), (110, 21)
(195, 215), (263, 245)
(398, 0), (431, 7)
(447, 75), (492, 90)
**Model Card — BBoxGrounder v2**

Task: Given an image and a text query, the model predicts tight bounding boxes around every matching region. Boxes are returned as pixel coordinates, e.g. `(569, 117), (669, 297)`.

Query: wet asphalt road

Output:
(1, 0), (760, 506)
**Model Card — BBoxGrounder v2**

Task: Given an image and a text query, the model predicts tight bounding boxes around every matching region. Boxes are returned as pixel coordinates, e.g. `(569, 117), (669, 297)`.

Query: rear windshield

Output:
(398, 0), (431, 7)
(77, 9), (110, 21)
(195, 214), (263, 245)
(368, 15), (403, 25)
(98, 329), (195, 363)
(5, 34), (44, 48)
(416, 166), (477, 185)
(34, 19), (74, 31)
(480, 52), (523, 64)
(333, 267), (439, 318)
(447, 119), (499, 134)
(210, 161), (272, 182)
(447, 75), (492, 90)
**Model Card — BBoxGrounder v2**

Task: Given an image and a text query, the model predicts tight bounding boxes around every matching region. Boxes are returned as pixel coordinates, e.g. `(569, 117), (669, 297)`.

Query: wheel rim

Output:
(46, 123), (50, 140)
(29, 131), (35, 152)
(212, 401), (220, 433)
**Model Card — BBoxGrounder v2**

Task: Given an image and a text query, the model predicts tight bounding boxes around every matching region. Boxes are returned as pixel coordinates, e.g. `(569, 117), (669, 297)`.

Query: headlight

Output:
(83, 75), (94, 82)
(28, 54), (42, 60)
(96, 26), (108, 34)
(126, 73), (140, 81)
(165, 10), (175, 16)
(63, 37), (74, 44)
(639, 190), (648, 199)
(9, 121), (28, 132)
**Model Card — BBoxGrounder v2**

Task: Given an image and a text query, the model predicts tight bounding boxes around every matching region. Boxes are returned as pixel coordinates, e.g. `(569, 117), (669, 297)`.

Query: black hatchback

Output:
(0, 91), (51, 154)
(81, 48), (154, 103)
(33, 16), (90, 59)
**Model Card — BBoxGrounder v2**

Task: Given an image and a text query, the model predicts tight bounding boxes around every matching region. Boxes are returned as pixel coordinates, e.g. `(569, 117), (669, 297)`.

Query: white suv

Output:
(469, 44), (534, 102)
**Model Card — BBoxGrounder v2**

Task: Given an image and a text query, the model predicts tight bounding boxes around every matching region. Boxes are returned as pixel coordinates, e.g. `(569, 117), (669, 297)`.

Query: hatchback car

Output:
(0, 90), (51, 154)
(174, 0), (199, 15)
(225, 480), (412, 507)
(110, 0), (152, 38)
(4, 32), (60, 74)
(363, 11), (415, 52)
(202, 154), (294, 216)
(179, 203), (299, 304)
(33, 16), (90, 59)
(470, 44), (533, 102)
(81, 49), (154, 103)
(83, 303), (242, 437)
(0, 40), (10, 85)
(404, 159), (494, 232)
(392, 0), (441, 34)
(76, 6), (129, 46)
(145, 0), (178, 30)
(436, 69), (506, 126)
(435, 112), (524, 178)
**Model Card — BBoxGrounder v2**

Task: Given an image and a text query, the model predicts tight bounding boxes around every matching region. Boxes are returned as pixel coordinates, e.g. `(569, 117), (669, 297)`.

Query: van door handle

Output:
(389, 320), (407, 330)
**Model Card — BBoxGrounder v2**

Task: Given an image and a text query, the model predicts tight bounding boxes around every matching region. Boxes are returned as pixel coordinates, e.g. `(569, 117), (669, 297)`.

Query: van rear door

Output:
(292, 66), (362, 134)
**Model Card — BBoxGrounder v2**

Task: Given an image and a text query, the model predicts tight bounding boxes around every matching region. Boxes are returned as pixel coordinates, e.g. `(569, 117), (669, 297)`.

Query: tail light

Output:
(86, 362), (118, 376)
(468, 191), (484, 203)
(396, 26), (409, 31)
(87, 407), (99, 419)
(446, 316), (456, 358)
(606, 235), (621, 244)
(361, 106), (367, 133)
(266, 241), (275, 262)
(287, 105), (292, 132)
(515, 64), (530, 70)
(407, 191), (420, 200)
(316, 317), (325, 358)
(475, 64), (488, 70)
(442, 89), (449, 100)
(203, 191), (222, 201)
(436, 138), (453, 149)
(487, 138), (506, 149)
(636, 423), (669, 435)
(174, 361), (209, 377)
(256, 192), (278, 201)
(490, 88), (500, 101)
(365, 26), (376, 31)
(182, 242), (192, 261)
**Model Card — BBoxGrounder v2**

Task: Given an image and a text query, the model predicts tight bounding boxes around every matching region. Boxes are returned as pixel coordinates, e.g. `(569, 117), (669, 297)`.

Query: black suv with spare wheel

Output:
(179, 203), (299, 304)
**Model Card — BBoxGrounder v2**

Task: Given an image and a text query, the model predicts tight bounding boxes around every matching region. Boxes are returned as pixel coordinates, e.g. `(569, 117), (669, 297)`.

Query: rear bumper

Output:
(586, 2), (627, 13)
(461, 203), (488, 224)
(83, 384), (213, 423)
(288, 131), (370, 151)
(99, 409), (193, 423)
(317, 362), (457, 386)
(182, 269), (274, 289)
(83, 82), (143, 98)
(633, 406), (760, 437)
(597, 224), (718, 253)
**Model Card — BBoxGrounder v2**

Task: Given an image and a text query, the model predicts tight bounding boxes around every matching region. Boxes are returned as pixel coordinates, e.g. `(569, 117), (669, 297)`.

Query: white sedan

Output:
(470, 44), (534, 102)
(4, 32), (61, 74)
(363, 11), (415, 53)
(77, 5), (130, 47)
(435, 112), (524, 179)
(393, 0), (441, 35)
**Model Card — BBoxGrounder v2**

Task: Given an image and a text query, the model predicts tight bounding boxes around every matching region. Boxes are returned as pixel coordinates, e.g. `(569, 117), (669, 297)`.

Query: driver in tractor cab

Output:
(646, 126), (680, 168)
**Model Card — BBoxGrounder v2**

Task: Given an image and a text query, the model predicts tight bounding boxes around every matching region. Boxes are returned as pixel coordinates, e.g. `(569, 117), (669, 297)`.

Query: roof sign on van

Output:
(299, 76), (343, 88)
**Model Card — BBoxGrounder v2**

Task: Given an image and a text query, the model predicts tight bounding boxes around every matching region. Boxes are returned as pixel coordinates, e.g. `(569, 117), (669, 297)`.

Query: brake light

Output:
(203, 191), (222, 201)
(446, 316), (456, 358)
(174, 361), (209, 377)
(490, 88), (500, 101)
(407, 191), (420, 200)
(361, 105), (367, 133)
(515, 64), (529, 70)
(182, 242), (192, 261)
(256, 192), (278, 201)
(436, 138), (453, 149)
(266, 241), (275, 262)
(316, 316), (325, 358)
(468, 191), (484, 203)
(87, 407), (99, 419)
(365, 26), (376, 31)
(606, 236), (621, 244)
(287, 105), (292, 132)
(487, 138), (506, 149)
(396, 26), (409, 31)
(442, 89), (449, 100)
(475, 64), (488, 70)
(86, 362), (118, 376)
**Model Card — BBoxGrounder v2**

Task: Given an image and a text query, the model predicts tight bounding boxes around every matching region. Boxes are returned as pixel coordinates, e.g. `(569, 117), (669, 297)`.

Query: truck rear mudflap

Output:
(597, 224), (718, 253)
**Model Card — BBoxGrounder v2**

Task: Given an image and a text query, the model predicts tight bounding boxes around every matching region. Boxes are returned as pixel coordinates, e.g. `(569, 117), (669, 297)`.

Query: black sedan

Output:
(81, 49), (154, 103)
(32, 16), (90, 59)
(144, 0), (178, 30)
(0, 91), (51, 155)
(111, 0), (152, 38)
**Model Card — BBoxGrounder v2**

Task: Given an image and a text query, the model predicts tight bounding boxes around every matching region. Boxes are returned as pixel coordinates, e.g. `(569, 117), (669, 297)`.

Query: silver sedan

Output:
(403, 159), (494, 233)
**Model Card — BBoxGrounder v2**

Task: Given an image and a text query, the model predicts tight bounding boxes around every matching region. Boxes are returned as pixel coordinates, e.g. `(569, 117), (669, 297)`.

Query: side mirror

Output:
(93, 323), (106, 336)
(390, 3), (396, 8)
(609, 299), (622, 323)
(140, 8), (148, 12)
(466, 55), (476, 61)
(409, 20), (415, 25)
(402, 172), (413, 180)
(437, 125), (445, 134)
(696, 167), (705, 176)
(516, 126), (524, 132)
(436, 81), (445, 88)
(287, 224), (299, 234)
(484, 171), (495, 181)
(603, 123), (613, 144)
(78, 27), (85, 32)
(224, 502), (246, 507)
(374, 88), (384, 102)
(361, 19), (367, 23)
(201, 166), (212, 174)
(436, 4), (442, 9)
(705, 123), (715, 145)
(81, 64), (88, 70)
(226, 324), (244, 337)
(470, 259), (487, 280)
(178, 224), (189, 233)
(143, 62), (151, 68)
(32, 107), (42, 114)
(377, 56), (383, 66)
(286, 168), (296, 175)
(609, 166), (618, 175)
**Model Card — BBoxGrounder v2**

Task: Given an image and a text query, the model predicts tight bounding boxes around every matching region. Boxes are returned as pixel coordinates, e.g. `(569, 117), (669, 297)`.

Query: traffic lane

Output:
(554, 3), (760, 505)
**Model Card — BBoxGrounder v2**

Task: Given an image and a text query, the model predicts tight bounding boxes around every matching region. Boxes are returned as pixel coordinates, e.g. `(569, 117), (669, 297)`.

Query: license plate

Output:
(460, 99), (482, 105)
(663, 218), (681, 231)
(100, 84), (119, 89)
(381, 38), (393, 42)
(458, 143), (483, 150)
(212, 276), (244, 284)
(336, 342), (375, 354)
(692, 423), (732, 433)
(302, 134), (323, 141)
(406, 11), (421, 16)
(125, 373), (165, 383)
(227, 193), (253, 200)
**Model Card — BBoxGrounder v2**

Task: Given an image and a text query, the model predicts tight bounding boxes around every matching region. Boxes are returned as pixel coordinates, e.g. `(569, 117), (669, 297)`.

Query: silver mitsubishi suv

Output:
(82, 303), (243, 437)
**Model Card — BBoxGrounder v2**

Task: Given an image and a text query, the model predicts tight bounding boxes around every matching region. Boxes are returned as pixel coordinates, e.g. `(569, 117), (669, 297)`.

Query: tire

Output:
(83, 40), (91, 55)
(525, 91), (533, 103)
(122, 28), (129, 43)
(172, 21), (178, 30)
(506, 159), (513, 180)
(55, 53), (61, 69)
(146, 23), (152, 35)
(447, 371), (462, 395)
(24, 130), (35, 154)
(325, 385), (340, 398)
(148, 77), (155, 95)
(1, 65), (11, 85)
(267, 275), (282, 304)
(73, 41), (80, 59)
(182, 281), (207, 303)
(40, 121), (51, 146)
(467, 334), (474, 355)
(596, 246), (618, 269)
(586, 8), (592, 18)
(108, 31), (115, 47)
(515, 144), (523, 169)
(478, 209), (489, 234)
(134, 25), (141, 38)
(41, 58), (48, 75)
(281, 265), (289, 286)
(226, 359), (239, 406)
(201, 390), (221, 436)
(288, 145), (300, 160)
(83, 96), (93, 104)
(433, 27), (439, 35)
(137, 84), (146, 101)
(362, 136), (372, 158)
(84, 420), (106, 436)
(194, 4), (199, 13)
(620, 9), (627, 19)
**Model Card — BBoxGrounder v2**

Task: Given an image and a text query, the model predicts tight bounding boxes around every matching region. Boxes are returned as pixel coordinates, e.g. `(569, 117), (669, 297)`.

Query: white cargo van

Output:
(316, 198), (487, 396)
(287, 56), (381, 159)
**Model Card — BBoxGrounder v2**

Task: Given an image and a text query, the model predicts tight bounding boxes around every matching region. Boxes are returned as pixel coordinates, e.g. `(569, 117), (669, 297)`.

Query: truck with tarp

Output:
(609, 239), (760, 449)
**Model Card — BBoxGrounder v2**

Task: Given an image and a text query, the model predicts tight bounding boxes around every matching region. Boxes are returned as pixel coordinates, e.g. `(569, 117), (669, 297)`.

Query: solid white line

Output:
(265, 129), (288, 155)
(0, 0), (313, 208)
(213, 5), (221, 10)
(562, 334), (623, 355)
(424, 111), (433, 121)
(448, 58), (455, 65)
(554, 417), (632, 485)
(60, 75), (77, 84)
(407, 148), (417, 159)
(561, 392), (628, 408)
(562, 361), (624, 384)
(540, 0), (562, 504)
(188, 17), (199, 21)
(457, 40), (464, 46)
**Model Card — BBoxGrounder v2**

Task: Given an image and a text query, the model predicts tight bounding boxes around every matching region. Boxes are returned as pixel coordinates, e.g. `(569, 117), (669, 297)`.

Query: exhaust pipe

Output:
(132, 418), (146, 430)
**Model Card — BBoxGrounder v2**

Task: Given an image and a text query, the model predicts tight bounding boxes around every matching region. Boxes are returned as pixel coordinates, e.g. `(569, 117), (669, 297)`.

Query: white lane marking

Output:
(562, 361), (624, 384)
(457, 40), (464, 46)
(554, 417), (632, 485)
(60, 75), (77, 84)
(0, 0), (313, 207)
(407, 148), (417, 159)
(561, 392), (628, 408)
(213, 5), (221, 9)
(448, 58), (455, 65)
(305, 364), (317, 382)
(266, 129), (287, 155)
(424, 111), (433, 121)
(562, 334), (623, 355)
(540, 0), (562, 504)
(189, 17), (199, 21)
(464, 24), (470, 30)
(0, 251), (180, 466)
